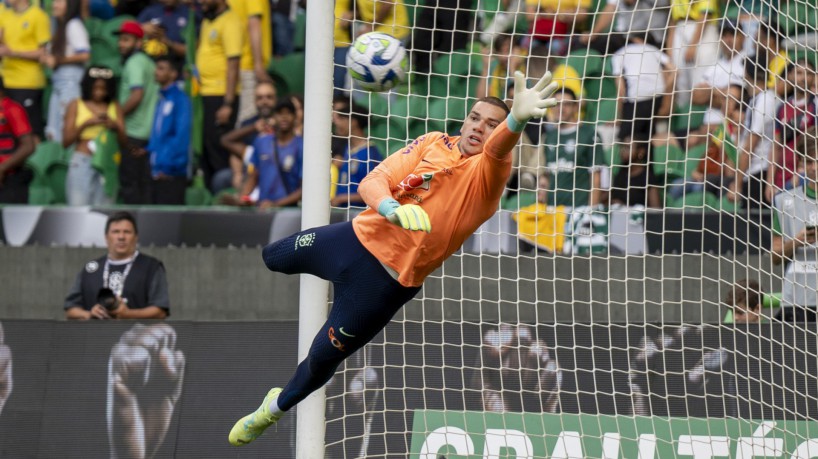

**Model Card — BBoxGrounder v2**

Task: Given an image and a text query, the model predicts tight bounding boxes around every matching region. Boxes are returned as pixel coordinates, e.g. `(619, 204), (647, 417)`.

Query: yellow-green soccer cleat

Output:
(229, 387), (283, 446)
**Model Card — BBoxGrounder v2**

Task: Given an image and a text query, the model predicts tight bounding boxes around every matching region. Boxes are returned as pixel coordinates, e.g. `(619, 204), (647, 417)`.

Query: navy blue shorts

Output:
(262, 221), (421, 410)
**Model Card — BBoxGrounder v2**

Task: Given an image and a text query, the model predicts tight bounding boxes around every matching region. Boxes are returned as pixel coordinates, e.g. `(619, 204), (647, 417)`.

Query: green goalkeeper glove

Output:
(507, 70), (560, 132)
(378, 198), (432, 233)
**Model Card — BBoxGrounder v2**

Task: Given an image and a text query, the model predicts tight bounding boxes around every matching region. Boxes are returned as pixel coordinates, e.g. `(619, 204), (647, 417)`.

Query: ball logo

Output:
(398, 173), (433, 192)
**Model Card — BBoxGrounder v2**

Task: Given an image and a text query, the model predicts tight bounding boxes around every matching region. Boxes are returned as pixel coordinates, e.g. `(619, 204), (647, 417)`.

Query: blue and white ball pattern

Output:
(346, 32), (408, 92)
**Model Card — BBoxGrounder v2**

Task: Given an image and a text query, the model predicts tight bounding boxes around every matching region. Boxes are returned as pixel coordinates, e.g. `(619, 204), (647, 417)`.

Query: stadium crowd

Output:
(0, 0), (813, 214)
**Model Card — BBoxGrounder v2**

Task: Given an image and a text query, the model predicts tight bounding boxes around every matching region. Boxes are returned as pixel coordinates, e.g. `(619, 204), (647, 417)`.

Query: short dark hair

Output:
(744, 55), (768, 84)
(473, 96), (510, 117)
(336, 101), (369, 130)
(274, 98), (297, 114)
(105, 211), (138, 234)
(155, 55), (182, 75)
(797, 133), (818, 161)
(81, 66), (117, 103)
(757, 19), (782, 45)
(725, 278), (761, 311)
(621, 131), (651, 152)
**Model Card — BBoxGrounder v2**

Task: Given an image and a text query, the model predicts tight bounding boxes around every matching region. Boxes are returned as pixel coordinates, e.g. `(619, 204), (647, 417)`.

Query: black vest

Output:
(78, 254), (163, 310)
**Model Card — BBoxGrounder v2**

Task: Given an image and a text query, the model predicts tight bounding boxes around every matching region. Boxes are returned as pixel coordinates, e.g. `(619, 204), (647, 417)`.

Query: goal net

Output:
(320, 0), (818, 456)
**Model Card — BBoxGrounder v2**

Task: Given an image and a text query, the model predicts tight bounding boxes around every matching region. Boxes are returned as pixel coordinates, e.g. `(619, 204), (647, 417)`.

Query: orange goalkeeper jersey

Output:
(352, 122), (517, 287)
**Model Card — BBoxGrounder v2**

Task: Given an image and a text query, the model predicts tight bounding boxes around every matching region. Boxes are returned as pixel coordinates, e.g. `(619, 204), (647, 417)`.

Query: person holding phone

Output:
(771, 134), (818, 322)
(63, 66), (127, 206)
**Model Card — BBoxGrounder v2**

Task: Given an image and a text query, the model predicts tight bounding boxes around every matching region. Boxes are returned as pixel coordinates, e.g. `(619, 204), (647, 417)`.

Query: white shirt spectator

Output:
(699, 53), (745, 124)
(65, 18), (90, 57)
(743, 89), (779, 178)
(607, 0), (670, 45)
(610, 42), (670, 101)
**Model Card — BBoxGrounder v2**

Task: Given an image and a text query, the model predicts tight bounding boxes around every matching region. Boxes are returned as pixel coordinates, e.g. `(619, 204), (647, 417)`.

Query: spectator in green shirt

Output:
(115, 20), (159, 204)
(541, 88), (603, 208)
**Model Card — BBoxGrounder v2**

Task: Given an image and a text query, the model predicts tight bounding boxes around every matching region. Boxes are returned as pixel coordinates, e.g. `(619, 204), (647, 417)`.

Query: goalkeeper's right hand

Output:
(507, 70), (560, 132)
(378, 198), (432, 233)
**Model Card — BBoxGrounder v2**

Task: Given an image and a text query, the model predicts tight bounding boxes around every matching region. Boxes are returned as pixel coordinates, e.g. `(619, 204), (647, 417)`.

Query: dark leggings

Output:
(262, 222), (421, 411)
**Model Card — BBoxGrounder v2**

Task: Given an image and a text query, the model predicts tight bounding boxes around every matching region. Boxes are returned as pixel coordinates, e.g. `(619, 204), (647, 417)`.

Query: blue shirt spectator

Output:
(137, 0), (199, 59)
(147, 84), (191, 178)
(250, 133), (303, 204)
(334, 143), (382, 206)
(145, 56), (191, 206)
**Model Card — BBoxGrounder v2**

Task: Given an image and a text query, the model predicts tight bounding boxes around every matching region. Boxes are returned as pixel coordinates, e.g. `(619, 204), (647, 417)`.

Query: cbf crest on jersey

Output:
(398, 173), (434, 192)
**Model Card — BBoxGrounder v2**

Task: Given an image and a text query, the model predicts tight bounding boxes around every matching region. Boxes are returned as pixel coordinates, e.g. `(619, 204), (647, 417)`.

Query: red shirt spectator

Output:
(0, 89), (35, 204)
(0, 96), (32, 159)
(774, 96), (817, 189)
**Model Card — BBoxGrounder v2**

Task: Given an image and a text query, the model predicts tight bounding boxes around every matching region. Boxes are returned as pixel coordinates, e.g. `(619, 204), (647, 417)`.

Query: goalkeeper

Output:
(229, 71), (560, 446)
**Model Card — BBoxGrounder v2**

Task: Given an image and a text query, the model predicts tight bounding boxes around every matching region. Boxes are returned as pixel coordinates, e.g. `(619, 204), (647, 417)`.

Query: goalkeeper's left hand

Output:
(507, 70), (560, 132)
(378, 198), (432, 233)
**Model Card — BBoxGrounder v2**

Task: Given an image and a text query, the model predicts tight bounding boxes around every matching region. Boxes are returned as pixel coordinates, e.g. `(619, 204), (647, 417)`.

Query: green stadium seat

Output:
(28, 185), (53, 205)
(185, 176), (212, 206)
(564, 48), (606, 79)
(293, 11), (306, 52)
(269, 52), (306, 96)
(430, 51), (481, 99)
(86, 16), (134, 77)
(26, 142), (66, 181)
(47, 162), (69, 204)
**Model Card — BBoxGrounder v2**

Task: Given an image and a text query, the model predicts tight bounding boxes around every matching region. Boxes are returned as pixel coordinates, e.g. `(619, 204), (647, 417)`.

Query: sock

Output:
(267, 397), (285, 417)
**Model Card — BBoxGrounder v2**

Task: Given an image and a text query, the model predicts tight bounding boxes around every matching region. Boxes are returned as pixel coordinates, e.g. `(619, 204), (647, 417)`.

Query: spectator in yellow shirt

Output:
(334, 0), (408, 92)
(229, 0), (272, 126)
(196, 0), (243, 193)
(525, 0), (591, 56)
(0, 0), (52, 139)
(667, 0), (720, 108)
(513, 174), (568, 254)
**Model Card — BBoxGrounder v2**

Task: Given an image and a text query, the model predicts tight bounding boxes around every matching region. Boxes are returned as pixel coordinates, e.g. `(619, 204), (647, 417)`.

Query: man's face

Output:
(547, 92), (579, 124)
(725, 86), (744, 124)
(721, 31), (743, 55)
(199, 0), (219, 13)
(255, 85), (277, 118)
(458, 101), (507, 157)
(789, 62), (816, 95)
(118, 34), (139, 58)
(106, 220), (138, 260)
(332, 102), (351, 137)
(275, 109), (295, 134)
(154, 61), (176, 86)
(803, 155), (818, 183)
(733, 301), (761, 323)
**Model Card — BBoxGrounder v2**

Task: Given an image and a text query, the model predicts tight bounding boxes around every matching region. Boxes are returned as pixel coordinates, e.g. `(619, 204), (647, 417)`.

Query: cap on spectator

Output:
(720, 18), (743, 35)
(274, 98), (297, 114)
(115, 20), (144, 38)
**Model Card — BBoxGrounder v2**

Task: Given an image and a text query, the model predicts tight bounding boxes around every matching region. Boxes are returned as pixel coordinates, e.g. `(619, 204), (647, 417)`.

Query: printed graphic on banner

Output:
(0, 322), (10, 418)
(107, 324), (185, 459)
(410, 411), (818, 458)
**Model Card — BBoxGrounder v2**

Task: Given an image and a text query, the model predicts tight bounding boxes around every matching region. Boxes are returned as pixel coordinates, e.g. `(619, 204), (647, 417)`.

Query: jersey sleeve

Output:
(358, 133), (440, 208)
(246, 0), (264, 17)
(222, 14), (244, 58)
(63, 271), (85, 310)
(35, 10), (51, 45)
(147, 263), (171, 311)
(66, 19), (90, 53)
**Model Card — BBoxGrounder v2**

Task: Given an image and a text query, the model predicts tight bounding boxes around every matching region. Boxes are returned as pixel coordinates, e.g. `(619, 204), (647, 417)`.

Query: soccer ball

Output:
(346, 32), (408, 92)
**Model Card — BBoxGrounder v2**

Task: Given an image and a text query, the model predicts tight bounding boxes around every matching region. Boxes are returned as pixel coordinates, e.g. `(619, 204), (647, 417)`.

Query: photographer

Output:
(64, 211), (169, 320)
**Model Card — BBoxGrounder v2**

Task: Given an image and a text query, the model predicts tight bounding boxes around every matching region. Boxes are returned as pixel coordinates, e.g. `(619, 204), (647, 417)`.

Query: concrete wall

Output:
(0, 246), (782, 322)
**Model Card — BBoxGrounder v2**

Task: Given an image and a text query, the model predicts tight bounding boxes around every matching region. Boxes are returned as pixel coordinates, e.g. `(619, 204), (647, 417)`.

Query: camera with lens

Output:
(97, 288), (119, 311)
